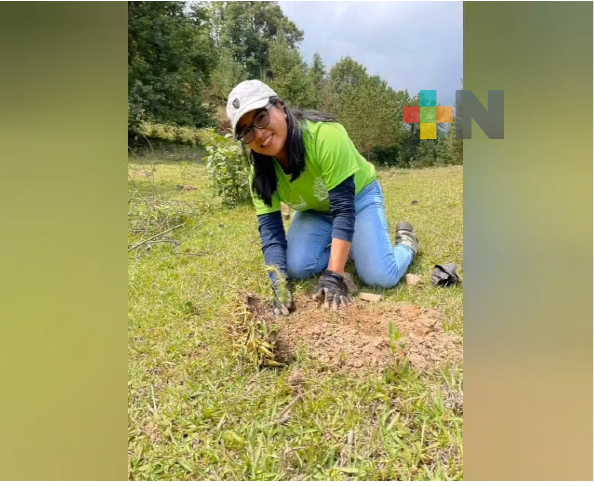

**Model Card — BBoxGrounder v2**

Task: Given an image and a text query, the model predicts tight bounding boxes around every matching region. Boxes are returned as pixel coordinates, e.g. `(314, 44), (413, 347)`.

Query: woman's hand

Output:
(311, 270), (353, 311)
(272, 278), (295, 316)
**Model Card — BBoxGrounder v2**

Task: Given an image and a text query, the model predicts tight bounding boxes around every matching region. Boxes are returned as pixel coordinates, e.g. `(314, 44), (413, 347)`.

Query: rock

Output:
(405, 273), (424, 287)
(359, 292), (382, 302)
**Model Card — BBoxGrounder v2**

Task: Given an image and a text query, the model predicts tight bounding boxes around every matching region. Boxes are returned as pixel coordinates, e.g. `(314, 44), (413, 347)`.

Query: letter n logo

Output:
(455, 90), (504, 139)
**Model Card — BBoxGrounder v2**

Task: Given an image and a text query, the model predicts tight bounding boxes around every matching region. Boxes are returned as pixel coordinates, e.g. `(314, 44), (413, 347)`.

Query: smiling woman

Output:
(226, 80), (420, 316)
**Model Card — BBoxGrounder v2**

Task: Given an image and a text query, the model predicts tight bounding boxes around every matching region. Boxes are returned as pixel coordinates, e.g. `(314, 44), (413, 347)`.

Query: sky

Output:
(278, 1), (463, 107)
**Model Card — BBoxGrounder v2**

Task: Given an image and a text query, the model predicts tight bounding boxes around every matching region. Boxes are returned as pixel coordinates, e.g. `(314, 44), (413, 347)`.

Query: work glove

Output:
(311, 270), (353, 311)
(271, 275), (295, 316)
(431, 264), (461, 287)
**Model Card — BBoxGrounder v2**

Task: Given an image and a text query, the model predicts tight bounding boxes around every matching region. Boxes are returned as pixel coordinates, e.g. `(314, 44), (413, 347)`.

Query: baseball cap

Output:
(226, 80), (278, 137)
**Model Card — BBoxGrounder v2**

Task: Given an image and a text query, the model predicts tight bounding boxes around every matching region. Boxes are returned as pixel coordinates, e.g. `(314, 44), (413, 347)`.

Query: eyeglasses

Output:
(236, 102), (273, 144)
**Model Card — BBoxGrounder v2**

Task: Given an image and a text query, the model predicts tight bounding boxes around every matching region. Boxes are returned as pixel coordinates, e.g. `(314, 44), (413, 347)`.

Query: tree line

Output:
(128, 1), (462, 167)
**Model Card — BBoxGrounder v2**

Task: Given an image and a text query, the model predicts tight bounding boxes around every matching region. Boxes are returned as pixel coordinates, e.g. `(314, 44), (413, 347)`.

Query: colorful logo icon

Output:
(403, 90), (453, 139)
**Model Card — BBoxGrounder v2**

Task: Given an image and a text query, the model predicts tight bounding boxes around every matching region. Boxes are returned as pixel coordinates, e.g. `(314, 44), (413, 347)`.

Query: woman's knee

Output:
(356, 262), (406, 289)
(359, 270), (401, 289)
(287, 263), (311, 280)
(286, 252), (318, 280)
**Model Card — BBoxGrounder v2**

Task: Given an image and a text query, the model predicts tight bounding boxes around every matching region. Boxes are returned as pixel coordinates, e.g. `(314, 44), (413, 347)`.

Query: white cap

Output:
(226, 80), (278, 137)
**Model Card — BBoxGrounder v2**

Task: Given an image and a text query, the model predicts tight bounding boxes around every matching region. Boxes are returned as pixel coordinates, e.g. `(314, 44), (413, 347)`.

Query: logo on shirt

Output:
(289, 195), (307, 210)
(313, 178), (329, 201)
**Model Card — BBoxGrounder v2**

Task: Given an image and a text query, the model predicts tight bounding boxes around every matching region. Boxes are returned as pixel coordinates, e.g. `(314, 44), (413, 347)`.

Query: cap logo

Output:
(232, 98), (240, 109)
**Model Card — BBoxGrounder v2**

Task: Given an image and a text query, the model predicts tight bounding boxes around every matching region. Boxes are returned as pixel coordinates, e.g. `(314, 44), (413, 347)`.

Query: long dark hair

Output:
(241, 97), (337, 207)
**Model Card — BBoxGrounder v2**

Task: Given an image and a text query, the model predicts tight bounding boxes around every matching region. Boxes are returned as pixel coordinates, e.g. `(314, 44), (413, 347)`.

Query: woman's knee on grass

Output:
(286, 255), (319, 280)
(358, 272), (401, 289)
(355, 262), (406, 289)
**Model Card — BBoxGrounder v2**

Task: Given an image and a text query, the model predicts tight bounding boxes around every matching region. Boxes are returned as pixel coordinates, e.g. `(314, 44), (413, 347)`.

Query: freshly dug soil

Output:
(242, 293), (462, 374)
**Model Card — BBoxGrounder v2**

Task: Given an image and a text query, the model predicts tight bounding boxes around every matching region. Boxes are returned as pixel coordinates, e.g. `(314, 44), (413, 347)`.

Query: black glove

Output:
(271, 276), (295, 316)
(431, 264), (461, 287)
(311, 270), (353, 310)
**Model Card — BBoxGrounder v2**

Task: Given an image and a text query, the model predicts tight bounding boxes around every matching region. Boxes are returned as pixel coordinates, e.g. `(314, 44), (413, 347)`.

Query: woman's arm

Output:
(327, 175), (356, 275)
(257, 210), (288, 280)
(258, 210), (294, 314)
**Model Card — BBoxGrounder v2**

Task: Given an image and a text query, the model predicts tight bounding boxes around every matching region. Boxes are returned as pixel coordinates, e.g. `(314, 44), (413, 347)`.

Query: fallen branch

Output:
(148, 239), (180, 244)
(172, 252), (207, 257)
(347, 430), (355, 450)
(150, 384), (158, 415)
(128, 223), (185, 252)
(279, 394), (302, 418)
(270, 393), (303, 427)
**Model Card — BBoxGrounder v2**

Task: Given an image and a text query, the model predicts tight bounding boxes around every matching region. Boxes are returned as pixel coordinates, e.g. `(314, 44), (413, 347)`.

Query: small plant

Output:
(388, 321), (406, 354)
(265, 265), (291, 301)
(389, 321), (402, 342)
(136, 122), (251, 207)
(201, 128), (250, 208)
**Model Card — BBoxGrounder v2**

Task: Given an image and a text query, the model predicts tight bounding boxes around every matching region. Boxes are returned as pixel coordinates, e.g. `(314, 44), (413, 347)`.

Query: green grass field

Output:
(128, 146), (463, 480)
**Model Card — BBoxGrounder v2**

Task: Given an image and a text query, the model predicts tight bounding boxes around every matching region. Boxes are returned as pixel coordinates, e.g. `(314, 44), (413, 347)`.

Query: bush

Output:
(134, 122), (251, 207)
(138, 121), (206, 147)
(370, 145), (401, 167)
(201, 128), (251, 208)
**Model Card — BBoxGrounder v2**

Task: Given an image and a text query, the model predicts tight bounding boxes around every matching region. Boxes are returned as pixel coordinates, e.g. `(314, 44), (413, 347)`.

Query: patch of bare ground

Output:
(239, 293), (462, 374)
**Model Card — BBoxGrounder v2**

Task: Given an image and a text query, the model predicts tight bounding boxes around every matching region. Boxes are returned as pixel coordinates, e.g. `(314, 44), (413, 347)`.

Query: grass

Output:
(128, 146), (463, 481)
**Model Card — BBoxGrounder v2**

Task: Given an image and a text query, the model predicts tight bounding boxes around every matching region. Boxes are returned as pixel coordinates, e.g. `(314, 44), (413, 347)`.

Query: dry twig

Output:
(128, 223), (186, 252)
(271, 394), (302, 426)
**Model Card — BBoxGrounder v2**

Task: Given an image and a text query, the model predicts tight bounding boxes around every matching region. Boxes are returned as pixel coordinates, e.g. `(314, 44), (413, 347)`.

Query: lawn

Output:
(128, 146), (463, 481)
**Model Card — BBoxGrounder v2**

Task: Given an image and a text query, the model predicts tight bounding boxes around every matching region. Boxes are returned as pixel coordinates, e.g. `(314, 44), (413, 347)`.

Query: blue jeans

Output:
(286, 180), (414, 288)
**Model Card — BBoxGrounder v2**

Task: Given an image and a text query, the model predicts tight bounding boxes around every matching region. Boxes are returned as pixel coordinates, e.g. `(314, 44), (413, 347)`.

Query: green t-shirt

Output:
(250, 120), (377, 215)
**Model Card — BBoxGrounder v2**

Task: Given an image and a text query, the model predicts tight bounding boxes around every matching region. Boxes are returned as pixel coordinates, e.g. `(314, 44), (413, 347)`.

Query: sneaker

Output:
(395, 221), (419, 255)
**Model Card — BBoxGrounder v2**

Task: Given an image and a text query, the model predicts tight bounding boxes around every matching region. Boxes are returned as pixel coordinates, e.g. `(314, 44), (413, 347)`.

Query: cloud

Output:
(279, 1), (463, 106)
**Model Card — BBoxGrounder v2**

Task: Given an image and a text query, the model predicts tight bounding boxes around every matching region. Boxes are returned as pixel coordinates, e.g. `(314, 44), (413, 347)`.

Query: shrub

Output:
(201, 128), (250, 208)
(135, 122), (251, 207)
(138, 121), (205, 147)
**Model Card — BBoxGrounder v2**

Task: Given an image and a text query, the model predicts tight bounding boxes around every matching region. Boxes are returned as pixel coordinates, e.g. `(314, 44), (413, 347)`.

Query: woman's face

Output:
(237, 103), (288, 158)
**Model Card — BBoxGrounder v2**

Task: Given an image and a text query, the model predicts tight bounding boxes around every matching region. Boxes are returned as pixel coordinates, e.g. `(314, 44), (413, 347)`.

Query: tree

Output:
(308, 53), (327, 110)
(324, 56), (368, 114)
(128, 1), (216, 134)
(209, 47), (248, 103)
(266, 30), (314, 108)
(442, 118), (463, 164)
(415, 139), (437, 167)
(325, 58), (408, 160)
(396, 92), (421, 167)
(208, 2), (304, 80)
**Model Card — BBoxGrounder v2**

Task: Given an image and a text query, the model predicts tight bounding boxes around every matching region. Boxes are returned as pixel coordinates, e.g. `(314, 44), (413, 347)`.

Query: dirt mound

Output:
(242, 293), (462, 374)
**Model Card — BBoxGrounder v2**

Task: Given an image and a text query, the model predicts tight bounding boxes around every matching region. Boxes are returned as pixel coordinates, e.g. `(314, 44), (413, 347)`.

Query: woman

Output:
(226, 80), (419, 314)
